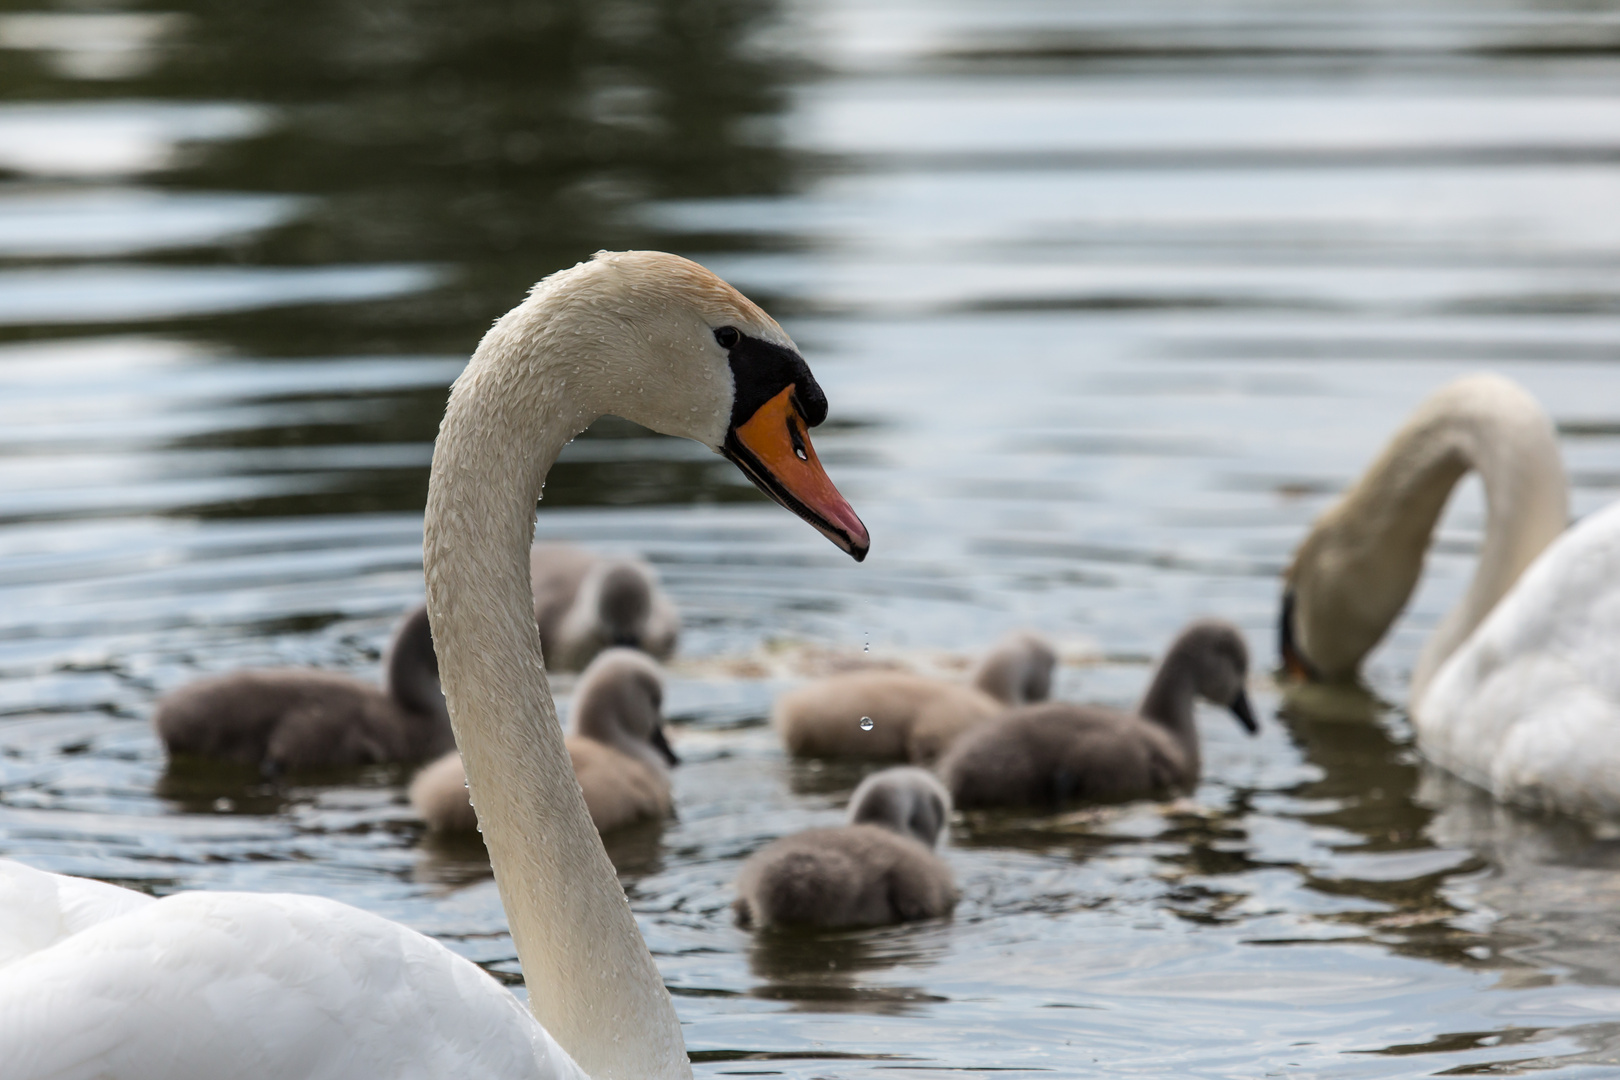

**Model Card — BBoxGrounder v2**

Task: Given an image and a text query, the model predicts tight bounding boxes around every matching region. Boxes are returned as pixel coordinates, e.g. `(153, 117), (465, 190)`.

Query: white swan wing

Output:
(1418, 500), (1620, 816)
(0, 858), (156, 967)
(0, 863), (587, 1080)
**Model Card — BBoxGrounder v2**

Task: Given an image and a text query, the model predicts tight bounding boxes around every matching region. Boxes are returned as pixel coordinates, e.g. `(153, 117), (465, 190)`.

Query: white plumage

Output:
(1417, 500), (1620, 818)
(0, 860), (584, 1080)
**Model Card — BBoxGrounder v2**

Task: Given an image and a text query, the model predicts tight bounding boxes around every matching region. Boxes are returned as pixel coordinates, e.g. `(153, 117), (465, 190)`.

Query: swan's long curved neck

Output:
(424, 304), (689, 1079)
(1287, 376), (1566, 702)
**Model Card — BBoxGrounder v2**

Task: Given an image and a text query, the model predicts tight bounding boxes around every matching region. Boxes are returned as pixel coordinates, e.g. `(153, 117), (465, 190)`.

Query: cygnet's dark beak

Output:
(650, 725), (680, 766)
(1229, 689), (1259, 735)
(611, 633), (640, 649)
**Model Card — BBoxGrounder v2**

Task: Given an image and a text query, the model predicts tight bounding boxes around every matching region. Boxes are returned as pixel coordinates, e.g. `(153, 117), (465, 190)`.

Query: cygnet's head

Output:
(565, 558), (679, 661)
(971, 630), (1057, 705)
(570, 647), (678, 768)
(847, 766), (952, 848)
(1167, 619), (1256, 733)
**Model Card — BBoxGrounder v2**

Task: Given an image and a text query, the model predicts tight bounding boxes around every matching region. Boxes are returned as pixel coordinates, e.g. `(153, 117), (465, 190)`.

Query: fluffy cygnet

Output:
(732, 767), (958, 929)
(532, 543), (679, 671)
(939, 620), (1257, 810)
(410, 647), (678, 834)
(772, 631), (1057, 764)
(154, 604), (453, 774)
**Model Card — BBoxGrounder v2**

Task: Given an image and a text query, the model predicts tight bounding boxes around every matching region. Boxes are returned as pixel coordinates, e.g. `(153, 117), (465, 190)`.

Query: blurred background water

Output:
(4, 0), (1620, 1075)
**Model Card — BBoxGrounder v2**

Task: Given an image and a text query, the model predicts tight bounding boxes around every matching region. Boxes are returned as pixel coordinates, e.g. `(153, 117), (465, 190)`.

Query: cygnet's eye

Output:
(713, 326), (740, 349)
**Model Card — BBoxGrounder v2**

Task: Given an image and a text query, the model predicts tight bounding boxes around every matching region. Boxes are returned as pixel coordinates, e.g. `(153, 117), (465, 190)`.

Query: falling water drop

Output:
(859, 717), (874, 731)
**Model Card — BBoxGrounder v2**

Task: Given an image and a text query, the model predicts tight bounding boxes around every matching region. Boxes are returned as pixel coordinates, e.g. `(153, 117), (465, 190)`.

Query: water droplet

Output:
(859, 717), (873, 731)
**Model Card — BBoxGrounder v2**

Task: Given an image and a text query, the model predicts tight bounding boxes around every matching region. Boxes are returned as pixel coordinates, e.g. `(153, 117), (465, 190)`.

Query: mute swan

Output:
(1274, 376), (1620, 817)
(733, 767), (957, 928)
(773, 630), (1057, 763)
(0, 251), (868, 1080)
(153, 603), (453, 773)
(1280, 374), (1567, 700)
(939, 620), (1256, 809)
(531, 544), (679, 671)
(410, 648), (678, 834)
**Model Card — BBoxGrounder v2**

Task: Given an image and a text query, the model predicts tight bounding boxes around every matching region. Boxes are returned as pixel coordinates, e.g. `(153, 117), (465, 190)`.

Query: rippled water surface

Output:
(6, 0), (1620, 1075)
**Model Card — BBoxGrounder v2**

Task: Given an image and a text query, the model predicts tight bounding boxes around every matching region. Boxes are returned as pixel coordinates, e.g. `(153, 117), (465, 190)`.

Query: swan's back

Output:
(1417, 501), (1620, 818)
(0, 861), (584, 1080)
(1, 859), (153, 967)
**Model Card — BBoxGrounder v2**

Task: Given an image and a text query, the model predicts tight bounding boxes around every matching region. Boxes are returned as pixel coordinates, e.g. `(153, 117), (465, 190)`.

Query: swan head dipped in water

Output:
(1277, 374), (1566, 701)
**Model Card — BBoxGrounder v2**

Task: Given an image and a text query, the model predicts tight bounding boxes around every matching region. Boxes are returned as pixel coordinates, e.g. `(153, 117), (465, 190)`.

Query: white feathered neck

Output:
(423, 252), (779, 1080)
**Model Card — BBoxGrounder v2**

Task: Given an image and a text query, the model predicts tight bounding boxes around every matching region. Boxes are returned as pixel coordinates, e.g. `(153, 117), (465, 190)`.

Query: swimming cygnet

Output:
(772, 631), (1057, 764)
(733, 767), (958, 929)
(154, 604), (453, 774)
(410, 647), (678, 834)
(939, 620), (1256, 810)
(531, 543), (679, 671)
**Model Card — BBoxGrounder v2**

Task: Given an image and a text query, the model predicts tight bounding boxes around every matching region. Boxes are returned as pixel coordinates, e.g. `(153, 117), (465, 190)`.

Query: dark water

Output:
(5, 0), (1620, 1075)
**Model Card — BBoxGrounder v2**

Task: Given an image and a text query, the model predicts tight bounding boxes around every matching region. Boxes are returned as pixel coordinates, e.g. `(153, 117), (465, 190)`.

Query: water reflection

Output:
(6, 0), (1620, 1075)
(133, 0), (798, 351)
(747, 923), (948, 1015)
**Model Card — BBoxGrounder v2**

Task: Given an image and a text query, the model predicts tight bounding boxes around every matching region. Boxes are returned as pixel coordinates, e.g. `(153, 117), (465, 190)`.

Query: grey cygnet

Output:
(939, 620), (1257, 810)
(733, 767), (958, 929)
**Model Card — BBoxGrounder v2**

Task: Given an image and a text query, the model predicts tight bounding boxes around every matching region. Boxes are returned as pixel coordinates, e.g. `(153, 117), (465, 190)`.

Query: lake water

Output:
(5, 0), (1620, 1075)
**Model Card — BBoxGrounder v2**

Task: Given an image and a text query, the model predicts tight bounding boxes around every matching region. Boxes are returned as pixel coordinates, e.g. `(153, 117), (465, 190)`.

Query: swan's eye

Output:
(713, 326), (740, 349)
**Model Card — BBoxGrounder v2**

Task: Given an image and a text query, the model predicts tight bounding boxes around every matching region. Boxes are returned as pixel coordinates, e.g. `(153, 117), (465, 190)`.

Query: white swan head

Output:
(514, 250), (869, 559)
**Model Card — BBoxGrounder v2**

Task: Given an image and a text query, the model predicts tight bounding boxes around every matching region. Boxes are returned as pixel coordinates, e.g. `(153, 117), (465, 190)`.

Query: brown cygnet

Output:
(153, 604), (453, 774)
(939, 620), (1257, 810)
(732, 767), (958, 930)
(531, 543), (679, 671)
(772, 631), (1057, 763)
(409, 648), (678, 834)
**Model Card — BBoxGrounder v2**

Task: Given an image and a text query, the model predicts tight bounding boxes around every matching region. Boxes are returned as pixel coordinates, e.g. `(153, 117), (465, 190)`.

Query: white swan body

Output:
(1417, 500), (1620, 817)
(0, 861), (585, 1080)
(0, 252), (868, 1079)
